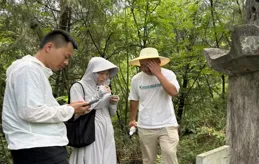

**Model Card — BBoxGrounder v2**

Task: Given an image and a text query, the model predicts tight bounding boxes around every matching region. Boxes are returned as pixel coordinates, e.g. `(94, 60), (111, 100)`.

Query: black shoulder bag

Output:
(65, 81), (96, 148)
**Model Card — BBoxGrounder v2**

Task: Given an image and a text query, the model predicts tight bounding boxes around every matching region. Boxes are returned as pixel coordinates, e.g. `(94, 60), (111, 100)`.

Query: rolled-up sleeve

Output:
(108, 104), (117, 117)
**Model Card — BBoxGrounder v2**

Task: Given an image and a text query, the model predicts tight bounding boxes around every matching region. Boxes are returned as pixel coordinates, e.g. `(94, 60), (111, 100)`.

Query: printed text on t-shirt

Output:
(139, 83), (161, 89)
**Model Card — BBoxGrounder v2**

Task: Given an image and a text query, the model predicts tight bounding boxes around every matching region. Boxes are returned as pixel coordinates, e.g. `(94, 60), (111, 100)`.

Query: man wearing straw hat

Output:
(128, 47), (180, 164)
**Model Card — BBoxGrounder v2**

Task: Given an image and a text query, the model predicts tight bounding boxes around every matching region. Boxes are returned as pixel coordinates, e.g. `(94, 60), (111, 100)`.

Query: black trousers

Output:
(11, 146), (69, 164)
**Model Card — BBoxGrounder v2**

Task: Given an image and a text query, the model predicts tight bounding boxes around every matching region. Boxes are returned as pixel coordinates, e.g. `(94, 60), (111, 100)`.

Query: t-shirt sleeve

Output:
(129, 77), (139, 101)
(166, 70), (180, 93)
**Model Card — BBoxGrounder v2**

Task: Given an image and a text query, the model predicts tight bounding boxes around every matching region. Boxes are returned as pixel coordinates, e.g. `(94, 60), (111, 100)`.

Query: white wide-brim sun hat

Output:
(129, 47), (170, 66)
(92, 57), (118, 78)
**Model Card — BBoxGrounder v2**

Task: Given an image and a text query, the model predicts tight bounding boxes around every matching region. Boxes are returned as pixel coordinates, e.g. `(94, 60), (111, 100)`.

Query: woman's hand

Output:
(110, 95), (119, 105)
(104, 85), (111, 93)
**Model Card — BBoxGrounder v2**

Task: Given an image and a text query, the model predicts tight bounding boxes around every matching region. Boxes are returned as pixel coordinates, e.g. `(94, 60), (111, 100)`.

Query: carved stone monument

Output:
(203, 0), (259, 163)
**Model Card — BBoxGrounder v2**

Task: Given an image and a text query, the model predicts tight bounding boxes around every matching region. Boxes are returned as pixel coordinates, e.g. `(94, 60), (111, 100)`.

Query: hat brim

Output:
(129, 56), (170, 66)
(93, 66), (118, 78)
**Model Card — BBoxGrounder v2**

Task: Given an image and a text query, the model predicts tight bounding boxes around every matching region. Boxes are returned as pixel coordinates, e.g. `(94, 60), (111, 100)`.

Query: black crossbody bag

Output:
(65, 82), (96, 148)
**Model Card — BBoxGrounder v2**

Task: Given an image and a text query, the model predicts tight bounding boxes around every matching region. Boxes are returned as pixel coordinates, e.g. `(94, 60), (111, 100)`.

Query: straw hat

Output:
(129, 47), (170, 66)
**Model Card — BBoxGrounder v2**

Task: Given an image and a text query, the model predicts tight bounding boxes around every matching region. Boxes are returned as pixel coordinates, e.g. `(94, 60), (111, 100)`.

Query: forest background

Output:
(0, 0), (244, 163)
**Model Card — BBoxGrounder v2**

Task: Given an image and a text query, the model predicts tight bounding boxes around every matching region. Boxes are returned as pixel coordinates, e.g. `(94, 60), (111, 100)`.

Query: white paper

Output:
(90, 93), (111, 109)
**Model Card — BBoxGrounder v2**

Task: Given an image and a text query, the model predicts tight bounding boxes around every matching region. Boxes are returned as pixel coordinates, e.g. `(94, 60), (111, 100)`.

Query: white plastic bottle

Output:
(129, 126), (136, 136)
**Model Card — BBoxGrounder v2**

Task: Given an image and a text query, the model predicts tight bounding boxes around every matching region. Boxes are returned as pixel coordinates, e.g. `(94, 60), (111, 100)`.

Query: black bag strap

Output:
(68, 81), (85, 103)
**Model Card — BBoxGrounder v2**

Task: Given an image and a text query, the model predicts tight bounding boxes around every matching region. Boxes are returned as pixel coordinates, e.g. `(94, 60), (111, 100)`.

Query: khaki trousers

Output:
(138, 126), (179, 164)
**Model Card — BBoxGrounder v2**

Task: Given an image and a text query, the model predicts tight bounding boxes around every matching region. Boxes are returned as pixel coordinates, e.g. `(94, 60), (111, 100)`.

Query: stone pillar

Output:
(204, 23), (259, 163)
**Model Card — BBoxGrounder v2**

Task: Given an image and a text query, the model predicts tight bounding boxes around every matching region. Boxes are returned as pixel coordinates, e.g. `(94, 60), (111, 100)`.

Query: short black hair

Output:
(39, 29), (78, 50)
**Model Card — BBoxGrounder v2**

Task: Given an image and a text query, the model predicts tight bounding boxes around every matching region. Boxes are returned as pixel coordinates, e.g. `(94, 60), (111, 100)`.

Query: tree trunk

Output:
(177, 69), (188, 127)
(54, 0), (72, 97)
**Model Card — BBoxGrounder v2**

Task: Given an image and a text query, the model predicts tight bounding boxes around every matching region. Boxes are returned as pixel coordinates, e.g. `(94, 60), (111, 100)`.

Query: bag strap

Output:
(68, 81), (86, 103)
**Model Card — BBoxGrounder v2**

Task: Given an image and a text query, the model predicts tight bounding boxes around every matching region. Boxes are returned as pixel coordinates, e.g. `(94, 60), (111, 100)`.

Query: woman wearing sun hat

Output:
(128, 47), (180, 164)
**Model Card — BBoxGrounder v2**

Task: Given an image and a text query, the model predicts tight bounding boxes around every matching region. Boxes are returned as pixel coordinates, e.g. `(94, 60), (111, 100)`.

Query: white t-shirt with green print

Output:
(129, 68), (180, 129)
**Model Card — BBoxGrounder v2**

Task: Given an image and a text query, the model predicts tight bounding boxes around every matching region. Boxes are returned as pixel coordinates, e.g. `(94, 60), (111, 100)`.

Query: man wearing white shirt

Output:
(2, 29), (90, 164)
(128, 47), (180, 164)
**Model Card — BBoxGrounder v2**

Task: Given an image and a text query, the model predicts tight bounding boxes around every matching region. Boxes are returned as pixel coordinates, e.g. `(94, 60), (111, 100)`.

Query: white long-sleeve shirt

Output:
(2, 55), (74, 150)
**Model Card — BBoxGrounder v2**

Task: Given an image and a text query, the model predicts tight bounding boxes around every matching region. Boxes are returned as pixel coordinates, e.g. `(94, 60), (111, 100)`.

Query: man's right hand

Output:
(129, 120), (137, 128)
(68, 101), (90, 115)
